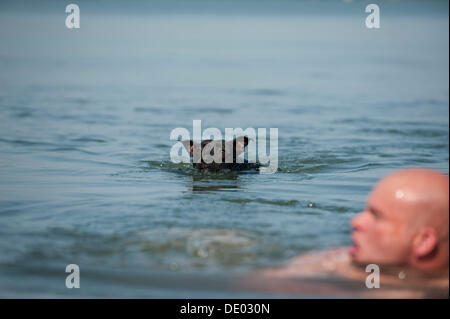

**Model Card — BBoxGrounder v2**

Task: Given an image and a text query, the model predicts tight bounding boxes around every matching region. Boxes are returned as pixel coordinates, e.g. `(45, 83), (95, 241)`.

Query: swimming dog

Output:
(182, 136), (259, 173)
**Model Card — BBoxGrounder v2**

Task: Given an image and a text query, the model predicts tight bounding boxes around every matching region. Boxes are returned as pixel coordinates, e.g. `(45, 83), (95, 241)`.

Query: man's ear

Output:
(413, 227), (439, 258)
(233, 136), (249, 156)
(181, 140), (194, 157)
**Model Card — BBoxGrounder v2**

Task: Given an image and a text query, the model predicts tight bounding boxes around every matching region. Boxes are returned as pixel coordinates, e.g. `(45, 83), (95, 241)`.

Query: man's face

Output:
(349, 182), (413, 265)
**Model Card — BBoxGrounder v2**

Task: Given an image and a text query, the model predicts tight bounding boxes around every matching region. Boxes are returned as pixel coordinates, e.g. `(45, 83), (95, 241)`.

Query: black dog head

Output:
(182, 136), (250, 164)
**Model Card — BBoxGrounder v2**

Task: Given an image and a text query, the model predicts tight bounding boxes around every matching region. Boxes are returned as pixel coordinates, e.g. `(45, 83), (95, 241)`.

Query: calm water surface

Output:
(0, 0), (448, 297)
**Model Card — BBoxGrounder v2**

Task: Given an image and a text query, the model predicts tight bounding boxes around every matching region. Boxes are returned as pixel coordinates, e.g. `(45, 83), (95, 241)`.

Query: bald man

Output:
(240, 168), (449, 298)
(350, 168), (448, 273)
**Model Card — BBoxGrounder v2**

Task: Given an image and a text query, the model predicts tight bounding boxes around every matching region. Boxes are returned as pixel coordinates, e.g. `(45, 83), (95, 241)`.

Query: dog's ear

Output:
(233, 136), (250, 156)
(181, 140), (194, 157)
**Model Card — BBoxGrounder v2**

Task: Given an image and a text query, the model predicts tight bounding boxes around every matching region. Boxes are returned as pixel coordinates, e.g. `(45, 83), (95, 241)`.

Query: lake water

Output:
(0, 0), (448, 297)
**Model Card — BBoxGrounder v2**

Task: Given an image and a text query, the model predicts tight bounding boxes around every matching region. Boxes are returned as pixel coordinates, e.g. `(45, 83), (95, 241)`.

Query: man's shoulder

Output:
(260, 247), (352, 279)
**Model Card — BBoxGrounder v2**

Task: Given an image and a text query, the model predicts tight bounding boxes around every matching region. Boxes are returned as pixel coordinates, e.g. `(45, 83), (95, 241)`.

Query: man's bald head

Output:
(350, 168), (449, 272)
(375, 169), (449, 235)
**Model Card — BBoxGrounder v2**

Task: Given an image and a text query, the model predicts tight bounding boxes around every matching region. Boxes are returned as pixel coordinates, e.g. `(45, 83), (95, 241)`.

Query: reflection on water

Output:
(191, 181), (241, 193)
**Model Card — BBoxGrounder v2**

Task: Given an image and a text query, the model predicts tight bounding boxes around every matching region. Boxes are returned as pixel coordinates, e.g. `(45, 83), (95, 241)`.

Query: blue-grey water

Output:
(0, 0), (448, 298)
